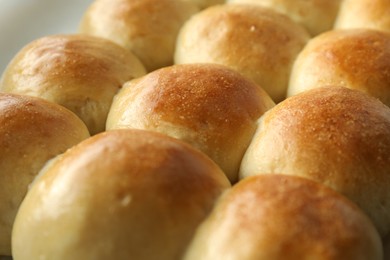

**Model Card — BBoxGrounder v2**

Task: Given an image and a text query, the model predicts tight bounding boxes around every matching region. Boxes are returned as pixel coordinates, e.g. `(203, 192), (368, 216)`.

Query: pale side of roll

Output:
(12, 129), (230, 260)
(288, 29), (390, 107)
(184, 174), (383, 260)
(174, 4), (310, 103)
(227, 0), (342, 36)
(79, 0), (199, 72)
(106, 63), (275, 183)
(240, 86), (390, 237)
(0, 34), (146, 135)
(335, 0), (390, 32)
(0, 93), (90, 256)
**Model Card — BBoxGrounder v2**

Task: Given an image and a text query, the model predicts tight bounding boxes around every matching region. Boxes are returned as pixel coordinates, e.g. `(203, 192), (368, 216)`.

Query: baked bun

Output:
(335, 0), (390, 32)
(106, 63), (275, 183)
(227, 0), (342, 36)
(288, 29), (390, 107)
(184, 174), (383, 260)
(240, 86), (390, 237)
(12, 129), (230, 260)
(0, 93), (90, 256)
(79, 0), (198, 72)
(174, 4), (310, 103)
(0, 34), (146, 135)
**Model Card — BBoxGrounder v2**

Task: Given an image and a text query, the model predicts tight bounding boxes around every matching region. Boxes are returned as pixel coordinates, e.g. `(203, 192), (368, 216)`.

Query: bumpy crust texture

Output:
(0, 93), (89, 256)
(240, 86), (390, 237)
(12, 129), (230, 260)
(106, 63), (275, 183)
(288, 29), (390, 107)
(184, 174), (383, 260)
(175, 4), (310, 103)
(0, 34), (146, 135)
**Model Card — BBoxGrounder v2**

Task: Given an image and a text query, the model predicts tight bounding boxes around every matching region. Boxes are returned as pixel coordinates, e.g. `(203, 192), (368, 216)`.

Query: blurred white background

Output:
(0, 0), (94, 74)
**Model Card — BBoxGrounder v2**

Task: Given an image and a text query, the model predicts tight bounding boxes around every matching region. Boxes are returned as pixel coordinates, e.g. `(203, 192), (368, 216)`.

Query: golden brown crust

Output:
(240, 86), (390, 237)
(0, 93), (90, 256)
(79, 0), (199, 72)
(227, 0), (342, 36)
(107, 63), (275, 183)
(335, 0), (390, 32)
(288, 29), (390, 107)
(12, 129), (230, 260)
(0, 34), (146, 135)
(175, 4), (310, 103)
(184, 174), (383, 260)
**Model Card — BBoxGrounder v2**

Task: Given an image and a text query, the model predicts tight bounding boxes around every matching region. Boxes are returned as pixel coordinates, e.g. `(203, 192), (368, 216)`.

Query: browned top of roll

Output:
(0, 93), (89, 256)
(184, 174), (383, 260)
(240, 86), (390, 237)
(0, 34), (146, 134)
(107, 63), (275, 183)
(175, 4), (310, 103)
(288, 29), (390, 107)
(12, 129), (230, 260)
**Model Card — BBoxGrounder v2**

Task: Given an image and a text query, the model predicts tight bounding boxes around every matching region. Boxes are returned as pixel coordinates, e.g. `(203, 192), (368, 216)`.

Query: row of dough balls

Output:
(2, 87), (390, 260)
(3, 81), (390, 260)
(1, 0), (390, 259)
(2, 0), (390, 136)
(0, 58), (274, 256)
(78, 0), (390, 105)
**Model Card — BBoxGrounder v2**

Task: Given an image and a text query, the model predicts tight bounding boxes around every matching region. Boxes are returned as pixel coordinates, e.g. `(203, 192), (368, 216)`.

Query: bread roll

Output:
(227, 0), (341, 36)
(12, 129), (230, 260)
(0, 93), (90, 256)
(79, 0), (199, 72)
(184, 174), (383, 260)
(335, 0), (390, 32)
(288, 29), (390, 107)
(175, 4), (310, 103)
(0, 34), (146, 135)
(240, 86), (390, 237)
(106, 63), (275, 183)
